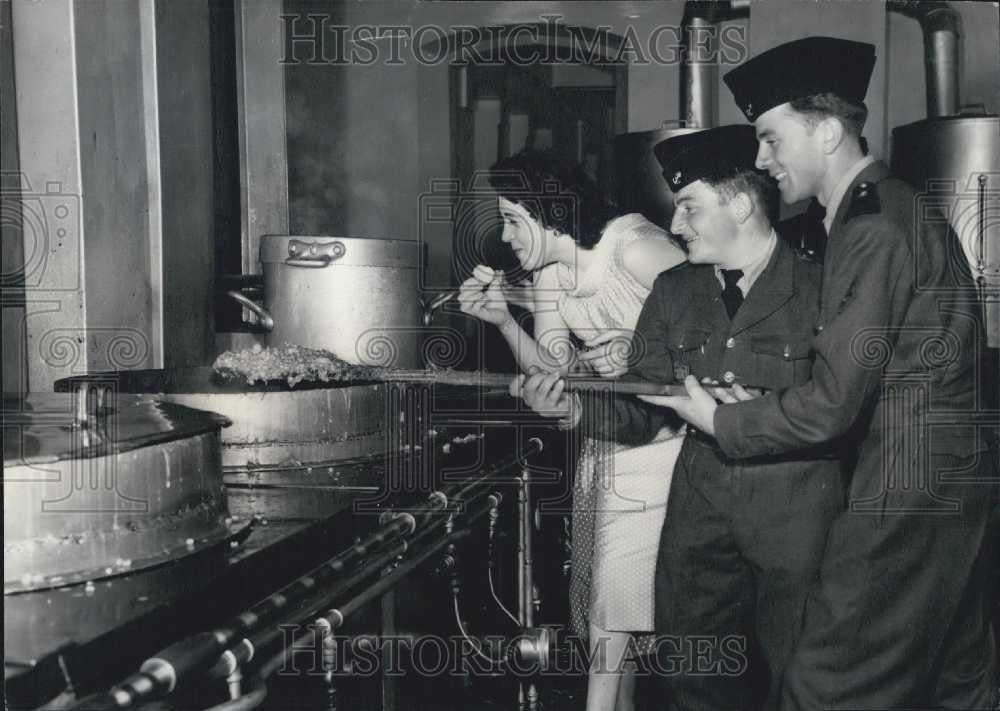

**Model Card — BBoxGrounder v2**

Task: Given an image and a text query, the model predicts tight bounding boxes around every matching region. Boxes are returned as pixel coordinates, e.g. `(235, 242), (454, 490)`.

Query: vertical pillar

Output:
(237, 0), (289, 275)
(12, 0), (88, 391)
(152, 0), (215, 367)
(1, 0), (27, 394)
(12, 0), (215, 389)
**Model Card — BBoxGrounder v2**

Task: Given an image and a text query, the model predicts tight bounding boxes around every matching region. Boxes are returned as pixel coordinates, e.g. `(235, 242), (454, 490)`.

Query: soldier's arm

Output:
(715, 218), (909, 457)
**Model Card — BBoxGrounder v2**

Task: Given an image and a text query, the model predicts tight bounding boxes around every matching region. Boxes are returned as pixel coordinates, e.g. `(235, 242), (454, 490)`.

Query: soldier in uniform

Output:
(513, 124), (844, 710)
(654, 37), (997, 708)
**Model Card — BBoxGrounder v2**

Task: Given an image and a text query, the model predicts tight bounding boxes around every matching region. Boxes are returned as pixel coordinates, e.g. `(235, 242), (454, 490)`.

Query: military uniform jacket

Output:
(715, 161), (987, 468)
(583, 237), (827, 451)
(705, 166), (996, 711)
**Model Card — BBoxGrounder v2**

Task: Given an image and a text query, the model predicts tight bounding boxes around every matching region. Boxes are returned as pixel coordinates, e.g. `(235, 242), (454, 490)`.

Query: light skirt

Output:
(581, 433), (684, 633)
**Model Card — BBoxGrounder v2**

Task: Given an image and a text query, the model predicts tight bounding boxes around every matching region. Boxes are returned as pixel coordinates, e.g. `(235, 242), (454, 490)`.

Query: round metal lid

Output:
(3, 393), (231, 466)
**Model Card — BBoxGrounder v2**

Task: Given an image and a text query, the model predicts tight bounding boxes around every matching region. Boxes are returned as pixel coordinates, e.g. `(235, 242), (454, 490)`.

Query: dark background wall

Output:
(281, 0), (999, 298)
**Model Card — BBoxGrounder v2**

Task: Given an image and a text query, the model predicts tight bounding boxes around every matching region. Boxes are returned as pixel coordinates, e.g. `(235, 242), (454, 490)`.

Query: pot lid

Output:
(3, 393), (231, 466)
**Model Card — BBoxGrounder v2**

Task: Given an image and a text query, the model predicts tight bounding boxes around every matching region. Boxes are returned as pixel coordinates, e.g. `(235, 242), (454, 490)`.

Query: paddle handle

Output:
(383, 370), (767, 398)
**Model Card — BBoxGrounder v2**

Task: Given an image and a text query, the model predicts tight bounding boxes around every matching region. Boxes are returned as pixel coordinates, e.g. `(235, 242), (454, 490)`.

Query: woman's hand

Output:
(510, 370), (573, 419)
(457, 265), (511, 326)
(578, 329), (636, 378)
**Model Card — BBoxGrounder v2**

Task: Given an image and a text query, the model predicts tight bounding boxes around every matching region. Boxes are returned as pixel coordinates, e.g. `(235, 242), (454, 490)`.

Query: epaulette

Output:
(844, 181), (881, 222)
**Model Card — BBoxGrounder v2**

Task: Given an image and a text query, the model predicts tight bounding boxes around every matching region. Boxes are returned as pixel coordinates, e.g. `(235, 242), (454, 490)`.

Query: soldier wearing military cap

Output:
(513, 124), (842, 710)
(652, 36), (997, 709)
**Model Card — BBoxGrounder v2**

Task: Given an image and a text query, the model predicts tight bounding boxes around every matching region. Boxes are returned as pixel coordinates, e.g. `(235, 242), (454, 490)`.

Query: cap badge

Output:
(672, 171), (683, 186)
(745, 102), (753, 118)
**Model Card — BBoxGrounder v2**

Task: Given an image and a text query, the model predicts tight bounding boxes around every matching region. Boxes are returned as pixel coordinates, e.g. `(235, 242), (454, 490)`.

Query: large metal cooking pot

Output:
(891, 115), (1000, 346)
(615, 124), (703, 231)
(3, 391), (239, 592)
(56, 368), (395, 471)
(229, 236), (425, 368)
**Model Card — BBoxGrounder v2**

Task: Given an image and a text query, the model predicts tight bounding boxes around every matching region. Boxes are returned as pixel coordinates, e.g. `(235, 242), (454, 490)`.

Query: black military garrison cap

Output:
(654, 124), (761, 193)
(723, 37), (876, 121)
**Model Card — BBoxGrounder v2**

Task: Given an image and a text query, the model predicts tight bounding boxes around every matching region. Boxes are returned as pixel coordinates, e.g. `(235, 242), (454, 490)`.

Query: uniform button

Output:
(723, 371), (736, 383)
(725, 337), (736, 349)
(815, 324), (824, 333)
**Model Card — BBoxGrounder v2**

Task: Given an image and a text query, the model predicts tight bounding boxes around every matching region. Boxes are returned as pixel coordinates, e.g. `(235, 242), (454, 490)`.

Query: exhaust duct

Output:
(887, 0), (962, 117)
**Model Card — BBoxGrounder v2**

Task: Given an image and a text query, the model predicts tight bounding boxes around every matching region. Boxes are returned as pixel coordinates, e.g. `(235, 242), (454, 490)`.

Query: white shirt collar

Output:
(714, 229), (778, 296)
(823, 155), (876, 235)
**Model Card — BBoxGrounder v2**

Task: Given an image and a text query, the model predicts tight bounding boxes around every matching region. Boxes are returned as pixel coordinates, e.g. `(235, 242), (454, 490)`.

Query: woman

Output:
(458, 151), (687, 711)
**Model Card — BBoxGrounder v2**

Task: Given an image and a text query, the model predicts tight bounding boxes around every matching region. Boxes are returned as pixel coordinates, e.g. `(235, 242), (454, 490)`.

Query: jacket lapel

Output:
(730, 239), (795, 335)
(688, 266), (725, 333)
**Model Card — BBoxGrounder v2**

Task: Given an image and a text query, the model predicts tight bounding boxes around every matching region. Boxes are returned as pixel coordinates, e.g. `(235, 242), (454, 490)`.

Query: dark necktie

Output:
(805, 198), (827, 229)
(804, 199), (828, 253)
(721, 269), (744, 320)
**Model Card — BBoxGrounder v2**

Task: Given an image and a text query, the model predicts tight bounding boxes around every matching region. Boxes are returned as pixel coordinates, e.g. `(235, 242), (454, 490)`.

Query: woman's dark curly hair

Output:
(487, 150), (619, 249)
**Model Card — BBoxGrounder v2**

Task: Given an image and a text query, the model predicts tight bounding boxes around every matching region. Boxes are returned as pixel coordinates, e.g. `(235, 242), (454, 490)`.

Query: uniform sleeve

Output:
(715, 218), (909, 457)
(578, 274), (677, 446)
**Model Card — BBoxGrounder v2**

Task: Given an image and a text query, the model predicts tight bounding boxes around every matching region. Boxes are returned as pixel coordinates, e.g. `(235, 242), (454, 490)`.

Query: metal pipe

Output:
(887, 0), (962, 117)
(927, 28), (959, 117)
(422, 290), (457, 327)
(85, 509), (420, 708)
(679, 1), (748, 129)
(162, 480), (508, 703)
(257, 527), (475, 680)
(517, 460), (538, 710)
(976, 173), (988, 302)
(681, 3), (719, 129)
(444, 437), (543, 508)
(198, 675), (267, 711)
(72, 436), (540, 710)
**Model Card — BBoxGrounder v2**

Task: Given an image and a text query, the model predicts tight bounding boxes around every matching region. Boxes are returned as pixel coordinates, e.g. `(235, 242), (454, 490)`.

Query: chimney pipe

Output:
(887, 0), (962, 117)
(680, 1), (749, 129)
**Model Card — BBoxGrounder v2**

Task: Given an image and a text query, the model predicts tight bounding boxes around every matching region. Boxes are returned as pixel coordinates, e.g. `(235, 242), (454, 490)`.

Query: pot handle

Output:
(285, 239), (346, 268)
(225, 290), (275, 332)
(285, 258), (335, 268)
(421, 290), (457, 326)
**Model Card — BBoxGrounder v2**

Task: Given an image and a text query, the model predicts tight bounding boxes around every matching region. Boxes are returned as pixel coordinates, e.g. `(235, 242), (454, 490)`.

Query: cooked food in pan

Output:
(214, 344), (384, 387)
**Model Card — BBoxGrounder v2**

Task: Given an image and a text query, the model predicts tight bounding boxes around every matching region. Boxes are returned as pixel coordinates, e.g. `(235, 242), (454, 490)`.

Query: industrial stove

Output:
(5, 375), (576, 711)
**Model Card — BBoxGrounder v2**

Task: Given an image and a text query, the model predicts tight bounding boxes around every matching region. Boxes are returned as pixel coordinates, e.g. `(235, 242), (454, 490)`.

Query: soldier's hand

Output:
(710, 382), (759, 403)
(638, 375), (718, 435)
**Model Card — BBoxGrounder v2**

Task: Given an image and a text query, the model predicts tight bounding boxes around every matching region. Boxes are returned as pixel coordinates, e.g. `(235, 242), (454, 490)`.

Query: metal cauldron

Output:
(891, 115), (1000, 346)
(228, 236), (425, 368)
(3, 391), (238, 592)
(55, 368), (395, 471)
